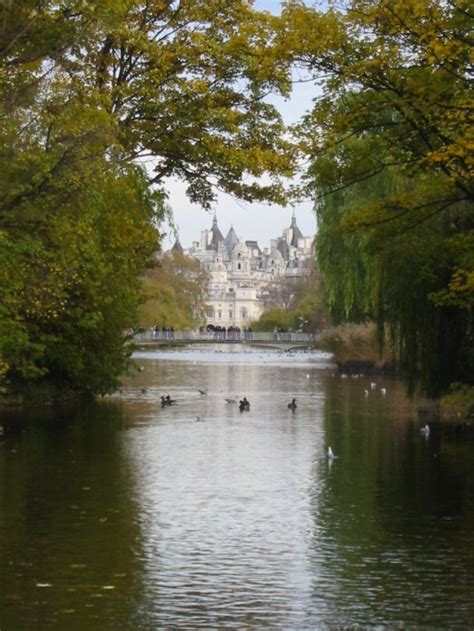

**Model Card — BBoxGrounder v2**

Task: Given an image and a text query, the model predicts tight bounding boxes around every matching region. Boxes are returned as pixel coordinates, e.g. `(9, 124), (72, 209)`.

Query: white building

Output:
(175, 212), (313, 329)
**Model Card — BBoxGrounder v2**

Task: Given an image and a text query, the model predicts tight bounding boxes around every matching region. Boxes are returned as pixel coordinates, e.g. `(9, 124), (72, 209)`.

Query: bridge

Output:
(133, 330), (318, 352)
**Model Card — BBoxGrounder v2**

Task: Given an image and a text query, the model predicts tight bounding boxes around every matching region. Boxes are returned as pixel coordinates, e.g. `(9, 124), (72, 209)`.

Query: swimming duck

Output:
(288, 398), (297, 410)
(161, 395), (176, 406)
(239, 397), (250, 412)
(420, 424), (430, 436)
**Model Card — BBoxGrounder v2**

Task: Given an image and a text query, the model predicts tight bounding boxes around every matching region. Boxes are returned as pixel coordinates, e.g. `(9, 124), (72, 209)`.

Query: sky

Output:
(161, 0), (319, 250)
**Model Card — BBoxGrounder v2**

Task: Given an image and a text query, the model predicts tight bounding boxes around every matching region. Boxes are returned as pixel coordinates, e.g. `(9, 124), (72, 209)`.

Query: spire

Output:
(171, 237), (184, 254)
(207, 211), (224, 250)
(291, 208), (297, 227)
(224, 225), (239, 255)
(289, 210), (303, 247)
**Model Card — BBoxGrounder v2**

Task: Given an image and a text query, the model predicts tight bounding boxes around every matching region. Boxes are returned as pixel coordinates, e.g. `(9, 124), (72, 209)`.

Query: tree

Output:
(256, 263), (328, 332)
(262, 274), (304, 311)
(0, 1), (298, 397)
(82, 0), (297, 206)
(139, 252), (209, 330)
(279, 0), (474, 396)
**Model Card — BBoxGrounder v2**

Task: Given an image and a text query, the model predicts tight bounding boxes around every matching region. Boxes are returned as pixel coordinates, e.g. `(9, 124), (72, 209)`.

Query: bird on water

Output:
(239, 397), (250, 412)
(288, 398), (297, 410)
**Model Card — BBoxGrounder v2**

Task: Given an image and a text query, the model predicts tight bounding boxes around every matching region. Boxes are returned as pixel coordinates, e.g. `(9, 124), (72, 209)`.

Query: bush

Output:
(318, 322), (396, 366)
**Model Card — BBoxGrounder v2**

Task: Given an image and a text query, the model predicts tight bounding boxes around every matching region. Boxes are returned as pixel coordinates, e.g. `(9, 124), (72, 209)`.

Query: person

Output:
(239, 397), (250, 412)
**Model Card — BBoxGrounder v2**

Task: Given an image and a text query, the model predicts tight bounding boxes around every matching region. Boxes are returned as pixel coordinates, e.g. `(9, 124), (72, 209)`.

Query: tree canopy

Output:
(279, 0), (473, 395)
(0, 0), (297, 397)
(139, 251), (209, 330)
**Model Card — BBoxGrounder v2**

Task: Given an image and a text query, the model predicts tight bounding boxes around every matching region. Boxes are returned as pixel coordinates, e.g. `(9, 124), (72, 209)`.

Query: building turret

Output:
(289, 210), (304, 247)
(171, 237), (184, 254)
(207, 212), (224, 250)
(224, 225), (239, 257)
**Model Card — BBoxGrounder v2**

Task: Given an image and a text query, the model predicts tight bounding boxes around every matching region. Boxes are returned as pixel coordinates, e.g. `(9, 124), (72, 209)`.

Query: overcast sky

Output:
(162, 0), (317, 250)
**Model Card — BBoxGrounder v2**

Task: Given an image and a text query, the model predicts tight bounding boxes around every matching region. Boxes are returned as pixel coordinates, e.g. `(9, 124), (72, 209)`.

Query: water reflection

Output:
(1, 345), (474, 629)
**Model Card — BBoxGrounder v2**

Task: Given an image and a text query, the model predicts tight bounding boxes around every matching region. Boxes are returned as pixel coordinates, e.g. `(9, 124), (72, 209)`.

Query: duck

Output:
(420, 424), (430, 436)
(161, 395), (176, 406)
(327, 446), (336, 460)
(288, 398), (297, 410)
(225, 398), (237, 404)
(198, 389), (207, 395)
(239, 397), (250, 412)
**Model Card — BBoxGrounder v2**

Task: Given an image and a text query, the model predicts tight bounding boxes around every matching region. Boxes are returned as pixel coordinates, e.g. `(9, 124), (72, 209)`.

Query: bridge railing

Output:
(133, 330), (316, 344)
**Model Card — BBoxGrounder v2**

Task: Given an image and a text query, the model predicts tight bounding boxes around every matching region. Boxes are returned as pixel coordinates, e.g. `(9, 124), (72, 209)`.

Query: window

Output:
(207, 307), (215, 319)
(240, 307), (248, 319)
(237, 263), (241, 270)
(229, 311), (233, 319)
(217, 310), (222, 320)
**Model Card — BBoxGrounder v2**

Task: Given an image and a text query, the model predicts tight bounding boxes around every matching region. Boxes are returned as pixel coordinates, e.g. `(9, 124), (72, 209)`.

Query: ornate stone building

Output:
(178, 212), (313, 328)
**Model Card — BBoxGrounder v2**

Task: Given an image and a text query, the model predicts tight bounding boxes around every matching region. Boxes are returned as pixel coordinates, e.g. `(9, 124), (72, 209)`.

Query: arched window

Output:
(207, 307), (215, 319)
(240, 307), (248, 319)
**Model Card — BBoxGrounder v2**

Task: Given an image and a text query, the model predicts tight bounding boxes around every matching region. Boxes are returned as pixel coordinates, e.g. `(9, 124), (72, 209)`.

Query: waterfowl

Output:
(239, 397), (250, 412)
(288, 398), (297, 410)
(327, 446), (335, 460)
(161, 395), (176, 406)
(420, 424), (430, 436)
(225, 398), (237, 404)
(198, 389), (207, 395)
(380, 387), (387, 395)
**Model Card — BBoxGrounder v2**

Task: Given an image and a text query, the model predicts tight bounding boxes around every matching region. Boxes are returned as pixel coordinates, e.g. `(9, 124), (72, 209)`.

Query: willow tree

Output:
(0, 1), (297, 396)
(279, 0), (473, 396)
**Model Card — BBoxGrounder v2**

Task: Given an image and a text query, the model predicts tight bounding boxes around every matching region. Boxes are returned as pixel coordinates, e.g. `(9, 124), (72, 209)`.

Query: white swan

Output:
(327, 446), (335, 460)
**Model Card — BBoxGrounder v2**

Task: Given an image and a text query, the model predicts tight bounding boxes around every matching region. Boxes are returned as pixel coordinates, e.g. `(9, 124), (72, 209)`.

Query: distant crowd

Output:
(202, 325), (253, 341)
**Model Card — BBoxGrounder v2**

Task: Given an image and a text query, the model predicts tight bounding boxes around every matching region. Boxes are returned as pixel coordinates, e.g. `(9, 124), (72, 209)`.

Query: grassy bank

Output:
(318, 323), (396, 374)
(318, 323), (474, 421)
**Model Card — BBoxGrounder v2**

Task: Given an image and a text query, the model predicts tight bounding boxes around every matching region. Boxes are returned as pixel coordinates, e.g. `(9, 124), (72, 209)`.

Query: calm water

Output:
(1, 345), (474, 630)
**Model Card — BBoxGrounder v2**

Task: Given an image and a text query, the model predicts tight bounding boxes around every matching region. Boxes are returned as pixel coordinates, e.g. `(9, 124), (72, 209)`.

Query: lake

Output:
(1, 345), (474, 629)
